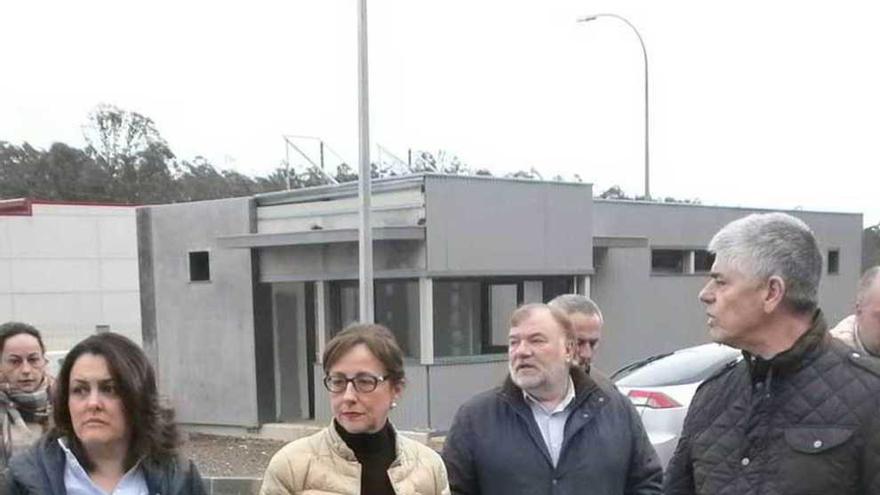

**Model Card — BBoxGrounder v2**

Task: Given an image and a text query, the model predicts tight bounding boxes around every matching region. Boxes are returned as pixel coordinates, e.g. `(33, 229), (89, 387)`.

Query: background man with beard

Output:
(830, 266), (880, 357)
(441, 303), (661, 495)
(665, 213), (880, 495)
(549, 294), (604, 372)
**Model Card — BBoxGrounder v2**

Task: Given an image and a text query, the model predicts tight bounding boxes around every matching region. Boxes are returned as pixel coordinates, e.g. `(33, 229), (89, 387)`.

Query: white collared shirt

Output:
(59, 438), (149, 495)
(523, 377), (576, 467)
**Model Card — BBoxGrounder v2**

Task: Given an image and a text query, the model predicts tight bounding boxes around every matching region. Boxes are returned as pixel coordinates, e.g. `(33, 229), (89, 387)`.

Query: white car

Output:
(612, 343), (742, 469)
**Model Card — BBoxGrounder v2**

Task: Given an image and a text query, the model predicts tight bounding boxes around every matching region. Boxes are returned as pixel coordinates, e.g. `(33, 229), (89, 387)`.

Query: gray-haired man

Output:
(549, 294), (603, 371)
(664, 212), (880, 495)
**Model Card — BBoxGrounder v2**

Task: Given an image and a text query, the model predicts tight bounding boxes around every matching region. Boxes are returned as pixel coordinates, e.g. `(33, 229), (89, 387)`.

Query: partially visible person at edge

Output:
(830, 265), (880, 356)
(442, 303), (661, 495)
(549, 294), (604, 372)
(260, 323), (449, 495)
(4, 332), (207, 494)
(664, 212), (880, 494)
(0, 322), (55, 476)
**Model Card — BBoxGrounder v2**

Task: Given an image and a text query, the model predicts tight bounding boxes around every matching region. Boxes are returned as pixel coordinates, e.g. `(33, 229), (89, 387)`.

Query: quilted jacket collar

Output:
(744, 309), (828, 380)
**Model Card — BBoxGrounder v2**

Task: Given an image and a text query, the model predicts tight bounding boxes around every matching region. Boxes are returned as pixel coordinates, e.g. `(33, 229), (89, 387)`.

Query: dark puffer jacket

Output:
(664, 310), (880, 495)
(5, 435), (207, 494)
(442, 366), (662, 495)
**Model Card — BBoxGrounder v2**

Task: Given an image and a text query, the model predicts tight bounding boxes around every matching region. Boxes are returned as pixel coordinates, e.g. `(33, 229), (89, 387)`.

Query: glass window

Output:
(329, 280), (420, 358)
(651, 249), (685, 274)
(433, 281), (482, 357)
(827, 249), (840, 275)
(189, 251), (210, 281)
(488, 284), (518, 349)
(433, 276), (573, 358)
(375, 280), (420, 358)
(693, 250), (715, 273)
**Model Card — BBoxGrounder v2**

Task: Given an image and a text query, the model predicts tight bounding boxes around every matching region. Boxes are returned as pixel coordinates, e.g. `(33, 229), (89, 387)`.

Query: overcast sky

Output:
(2, 1), (878, 226)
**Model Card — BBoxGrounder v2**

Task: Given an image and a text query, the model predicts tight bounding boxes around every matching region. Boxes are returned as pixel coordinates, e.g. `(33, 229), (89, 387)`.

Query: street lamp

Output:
(578, 13), (651, 199)
(357, 0), (374, 322)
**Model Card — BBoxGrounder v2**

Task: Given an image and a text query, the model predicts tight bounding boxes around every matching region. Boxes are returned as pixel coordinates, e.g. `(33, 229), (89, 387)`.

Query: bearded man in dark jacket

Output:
(664, 212), (880, 495)
(442, 303), (662, 495)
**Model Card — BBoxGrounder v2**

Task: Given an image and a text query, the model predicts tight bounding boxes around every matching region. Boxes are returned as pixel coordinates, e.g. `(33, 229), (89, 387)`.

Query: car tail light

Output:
(627, 390), (682, 409)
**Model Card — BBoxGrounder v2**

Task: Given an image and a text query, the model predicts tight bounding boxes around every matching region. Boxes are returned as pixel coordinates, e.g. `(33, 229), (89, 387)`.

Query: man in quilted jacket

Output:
(664, 212), (880, 495)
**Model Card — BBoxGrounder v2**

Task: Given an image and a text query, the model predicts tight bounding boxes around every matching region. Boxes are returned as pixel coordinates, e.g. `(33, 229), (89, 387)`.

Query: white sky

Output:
(2, 1), (878, 226)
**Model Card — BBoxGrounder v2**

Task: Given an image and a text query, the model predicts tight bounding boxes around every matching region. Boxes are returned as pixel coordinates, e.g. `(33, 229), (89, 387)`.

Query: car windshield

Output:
(613, 344), (741, 387)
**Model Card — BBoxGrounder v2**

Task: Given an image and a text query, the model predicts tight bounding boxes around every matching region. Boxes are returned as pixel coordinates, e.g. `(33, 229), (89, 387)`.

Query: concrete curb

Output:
(205, 477), (261, 495)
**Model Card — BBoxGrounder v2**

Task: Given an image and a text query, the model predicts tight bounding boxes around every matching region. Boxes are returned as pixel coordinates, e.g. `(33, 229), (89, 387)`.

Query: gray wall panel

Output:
(425, 176), (593, 274)
(428, 360), (509, 432)
(145, 197), (260, 426)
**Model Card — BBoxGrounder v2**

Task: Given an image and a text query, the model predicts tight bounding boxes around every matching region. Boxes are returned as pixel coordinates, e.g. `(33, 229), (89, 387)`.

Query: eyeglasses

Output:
(323, 373), (388, 393)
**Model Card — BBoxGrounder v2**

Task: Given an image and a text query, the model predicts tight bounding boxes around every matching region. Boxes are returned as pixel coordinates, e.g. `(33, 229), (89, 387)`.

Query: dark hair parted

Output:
(323, 324), (405, 386)
(52, 332), (179, 472)
(0, 321), (46, 354)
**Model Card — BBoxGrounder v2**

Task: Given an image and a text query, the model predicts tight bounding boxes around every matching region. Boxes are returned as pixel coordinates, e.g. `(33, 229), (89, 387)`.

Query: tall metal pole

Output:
(357, 0), (374, 322)
(578, 13), (650, 199)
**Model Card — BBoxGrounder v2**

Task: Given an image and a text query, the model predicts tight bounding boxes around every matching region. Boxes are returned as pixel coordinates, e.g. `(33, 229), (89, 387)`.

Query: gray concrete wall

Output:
(140, 197), (262, 427)
(428, 358), (509, 432)
(425, 176), (593, 275)
(259, 241), (425, 282)
(591, 201), (863, 373)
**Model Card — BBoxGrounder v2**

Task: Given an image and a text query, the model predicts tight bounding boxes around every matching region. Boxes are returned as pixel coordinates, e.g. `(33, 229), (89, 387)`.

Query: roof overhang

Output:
(217, 226), (425, 249)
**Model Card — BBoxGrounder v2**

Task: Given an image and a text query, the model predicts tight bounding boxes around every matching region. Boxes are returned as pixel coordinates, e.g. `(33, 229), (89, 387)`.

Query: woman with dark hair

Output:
(0, 322), (54, 470)
(4, 332), (206, 494)
(260, 323), (449, 495)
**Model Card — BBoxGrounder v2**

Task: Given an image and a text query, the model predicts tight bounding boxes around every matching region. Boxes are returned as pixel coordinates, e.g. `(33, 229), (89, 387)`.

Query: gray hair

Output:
(857, 266), (880, 304)
(708, 212), (822, 313)
(548, 294), (604, 323)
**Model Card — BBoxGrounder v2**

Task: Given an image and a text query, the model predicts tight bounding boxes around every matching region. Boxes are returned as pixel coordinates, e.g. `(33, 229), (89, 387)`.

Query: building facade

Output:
(0, 198), (141, 350)
(137, 175), (861, 432)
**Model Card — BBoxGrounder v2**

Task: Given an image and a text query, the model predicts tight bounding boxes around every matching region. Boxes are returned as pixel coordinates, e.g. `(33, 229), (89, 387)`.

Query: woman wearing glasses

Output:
(261, 323), (449, 495)
(0, 322), (54, 472)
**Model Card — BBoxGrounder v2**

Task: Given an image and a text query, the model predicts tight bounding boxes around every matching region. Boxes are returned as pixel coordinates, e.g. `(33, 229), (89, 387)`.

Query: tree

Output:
(82, 104), (176, 203)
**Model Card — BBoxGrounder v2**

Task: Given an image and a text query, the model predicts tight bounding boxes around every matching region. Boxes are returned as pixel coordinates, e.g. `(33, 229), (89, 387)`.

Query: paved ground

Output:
(182, 433), (288, 478)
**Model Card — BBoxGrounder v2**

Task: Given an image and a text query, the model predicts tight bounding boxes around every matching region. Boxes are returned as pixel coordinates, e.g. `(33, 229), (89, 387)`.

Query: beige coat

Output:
(259, 422), (450, 495)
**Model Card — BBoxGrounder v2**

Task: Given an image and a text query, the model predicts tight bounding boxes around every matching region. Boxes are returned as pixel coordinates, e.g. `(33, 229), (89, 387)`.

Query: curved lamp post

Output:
(578, 13), (650, 199)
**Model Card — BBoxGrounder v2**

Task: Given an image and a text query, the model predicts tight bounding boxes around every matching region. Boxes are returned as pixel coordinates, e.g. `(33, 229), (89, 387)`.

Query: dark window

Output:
(693, 250), (715, 273)
(433, 276), (573, 358)
(189, 251), (210, 281)
(651, 249), (685, 274)
(828, 249), (840, 275)
(329, 280), (420, 358)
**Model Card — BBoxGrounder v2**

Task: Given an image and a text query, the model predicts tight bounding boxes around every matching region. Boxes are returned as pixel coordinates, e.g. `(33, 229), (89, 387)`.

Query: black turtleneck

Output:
(335, 420), (396, 495)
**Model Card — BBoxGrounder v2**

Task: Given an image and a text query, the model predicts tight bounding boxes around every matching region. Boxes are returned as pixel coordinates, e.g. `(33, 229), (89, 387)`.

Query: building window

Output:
(651, 249), (686, 274)
(693, 250), (715, 273)
(189, 251), (210, 282)
(433, 276), (573, 358)
(828, 249), (840, 275)
(329, 279), (420, 358)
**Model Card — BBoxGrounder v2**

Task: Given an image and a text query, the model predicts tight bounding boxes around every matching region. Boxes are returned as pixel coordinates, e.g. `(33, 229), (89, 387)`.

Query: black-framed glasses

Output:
(323, 373), (387, 393)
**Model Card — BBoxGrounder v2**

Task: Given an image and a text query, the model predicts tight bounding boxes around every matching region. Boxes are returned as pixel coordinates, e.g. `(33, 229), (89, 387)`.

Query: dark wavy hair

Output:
(51, 332), (179, 471)
(0, 321), (46, 354)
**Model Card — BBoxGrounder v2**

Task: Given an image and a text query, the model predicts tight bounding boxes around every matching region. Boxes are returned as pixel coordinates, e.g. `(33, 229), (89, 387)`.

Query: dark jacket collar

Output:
(745, 309), (828, 381)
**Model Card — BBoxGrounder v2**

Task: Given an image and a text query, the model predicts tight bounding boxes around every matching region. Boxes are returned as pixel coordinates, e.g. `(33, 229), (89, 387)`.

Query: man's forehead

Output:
(510, 310), (562, 337)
